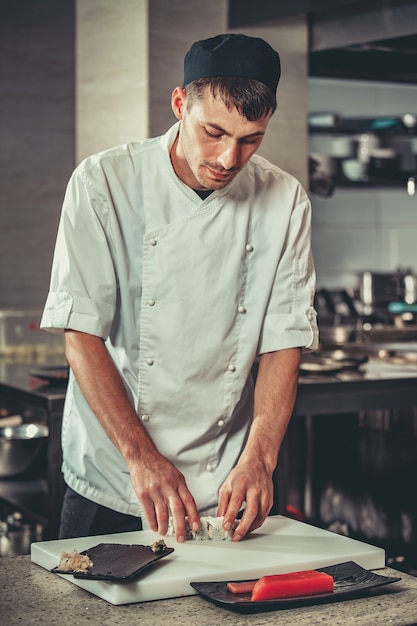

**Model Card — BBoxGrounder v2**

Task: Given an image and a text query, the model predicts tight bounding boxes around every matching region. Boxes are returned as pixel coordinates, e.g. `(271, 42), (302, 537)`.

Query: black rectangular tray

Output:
(190, 561), (401, 613)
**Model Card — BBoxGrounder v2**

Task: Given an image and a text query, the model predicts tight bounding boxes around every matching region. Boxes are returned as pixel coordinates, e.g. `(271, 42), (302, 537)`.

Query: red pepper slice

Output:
(251, 570), (334, 601)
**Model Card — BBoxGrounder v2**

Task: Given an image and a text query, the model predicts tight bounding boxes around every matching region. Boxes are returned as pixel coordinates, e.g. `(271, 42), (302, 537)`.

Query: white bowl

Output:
(342, 159), (367, 181)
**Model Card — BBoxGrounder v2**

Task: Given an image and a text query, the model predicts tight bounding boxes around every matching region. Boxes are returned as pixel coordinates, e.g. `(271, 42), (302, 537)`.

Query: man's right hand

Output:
(65, 329), (200, 542)
(128, 448), (200, 541)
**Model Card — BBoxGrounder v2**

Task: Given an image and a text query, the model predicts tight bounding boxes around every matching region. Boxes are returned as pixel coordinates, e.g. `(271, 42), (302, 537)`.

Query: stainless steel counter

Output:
(274, 354), (417, 549)
(295, 354), (417, 416)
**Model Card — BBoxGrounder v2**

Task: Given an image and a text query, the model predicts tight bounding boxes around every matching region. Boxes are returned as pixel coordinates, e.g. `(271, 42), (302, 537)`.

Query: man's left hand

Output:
(216, 459), (273, 541)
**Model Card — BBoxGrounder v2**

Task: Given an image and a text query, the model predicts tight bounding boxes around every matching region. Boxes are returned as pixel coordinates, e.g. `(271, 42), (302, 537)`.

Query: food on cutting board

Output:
(56, 550), (93, 573)
(167, 515), (237, 541)
(150, 539), (168, 553)
(227, 569), (334, 601)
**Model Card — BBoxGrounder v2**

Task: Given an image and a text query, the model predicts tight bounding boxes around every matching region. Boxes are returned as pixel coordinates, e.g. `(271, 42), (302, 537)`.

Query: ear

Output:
(171, 86), (186, 121)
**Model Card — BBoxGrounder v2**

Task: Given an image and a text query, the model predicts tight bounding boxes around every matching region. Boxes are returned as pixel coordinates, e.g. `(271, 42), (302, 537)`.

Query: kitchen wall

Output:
(309, 77), (417, 290)
(5, 1), (416, 310)
(76, 0), (149, 162)
(1, 0), (309, 312)
(0, 0), (75, 311)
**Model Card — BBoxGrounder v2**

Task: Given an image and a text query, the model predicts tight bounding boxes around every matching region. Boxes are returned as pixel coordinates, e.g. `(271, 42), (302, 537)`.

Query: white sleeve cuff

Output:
(41, 291), (115, 339)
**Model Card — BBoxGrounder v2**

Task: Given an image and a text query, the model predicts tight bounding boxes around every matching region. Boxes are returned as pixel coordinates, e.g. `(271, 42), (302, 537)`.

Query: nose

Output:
(217, 140), (239, 170)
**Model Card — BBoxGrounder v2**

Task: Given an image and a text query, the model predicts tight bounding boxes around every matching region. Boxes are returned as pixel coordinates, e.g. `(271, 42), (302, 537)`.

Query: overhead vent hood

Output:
(309, 33), (417, 84)
(228, 0), (360, 25)
(309, 0), (417, 84)
(228, 0), (417, 85)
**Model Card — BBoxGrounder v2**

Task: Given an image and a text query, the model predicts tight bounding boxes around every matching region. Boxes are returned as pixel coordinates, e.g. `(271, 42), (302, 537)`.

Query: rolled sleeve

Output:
(257, 195), (319, 354)
(258, 306), (318, 353)
(41, 291), (116, 338)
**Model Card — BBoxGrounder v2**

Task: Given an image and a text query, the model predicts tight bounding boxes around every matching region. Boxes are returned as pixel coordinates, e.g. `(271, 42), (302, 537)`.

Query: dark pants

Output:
(59, 487), (143, 539)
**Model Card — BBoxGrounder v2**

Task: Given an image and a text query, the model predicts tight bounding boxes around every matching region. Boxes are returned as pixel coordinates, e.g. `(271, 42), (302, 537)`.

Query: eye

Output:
(240, 136), (261, 146)
(204, 127), (222, 138)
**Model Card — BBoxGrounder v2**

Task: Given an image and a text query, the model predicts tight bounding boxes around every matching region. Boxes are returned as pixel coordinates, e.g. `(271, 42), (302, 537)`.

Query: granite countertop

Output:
(1, 556), (416, 626)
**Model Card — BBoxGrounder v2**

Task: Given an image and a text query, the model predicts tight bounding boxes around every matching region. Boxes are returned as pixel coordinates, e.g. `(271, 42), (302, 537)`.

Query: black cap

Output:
(183, 34), (281, 94)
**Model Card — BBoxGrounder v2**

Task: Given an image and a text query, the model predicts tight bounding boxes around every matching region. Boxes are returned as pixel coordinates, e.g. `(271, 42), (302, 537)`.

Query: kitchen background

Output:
(2, 0), (417, 310)
(310, 77), (417, 290)
(1, 0), (417, 571)
(1, 0), (309, 311)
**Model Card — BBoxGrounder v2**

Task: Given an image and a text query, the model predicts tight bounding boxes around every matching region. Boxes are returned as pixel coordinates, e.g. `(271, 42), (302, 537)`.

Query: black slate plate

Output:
(52, 543), (174, 582)
(190, 561), (401, 613)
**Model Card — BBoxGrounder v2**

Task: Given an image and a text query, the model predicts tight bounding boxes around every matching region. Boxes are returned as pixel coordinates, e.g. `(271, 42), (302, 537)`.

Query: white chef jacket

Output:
(41, 122), (318, 519)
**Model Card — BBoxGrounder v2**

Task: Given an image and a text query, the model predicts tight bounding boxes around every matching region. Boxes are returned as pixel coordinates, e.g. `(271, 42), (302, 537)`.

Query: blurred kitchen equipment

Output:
(318, 326), (361, 346)
(300, 351), (368, 375)
(368, 148), (400, 180)
(0, 511), (43, 557)
(388, 301), (417, 327)
(315, 288), (365, 347)
(404, 272), (417, 304)
(359, 270), (411, 319)
(29, 366), (69, 386)
(310, 114), (417, 189)
(0, 310), (64, 358)
(407, 176), (416, 195)
(342, 159), (367, 181)
(0, 423), (48, 478)
(0, 414), (23, 428)
(315, 288), (359, 324)
(309, 156), (335, 197)
(309, 112), (342, 129)
(357, 132), (379, 164)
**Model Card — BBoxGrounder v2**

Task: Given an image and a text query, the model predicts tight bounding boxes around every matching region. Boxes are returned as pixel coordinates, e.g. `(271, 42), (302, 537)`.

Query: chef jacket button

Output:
(245, 244), (253, 252)
(146, 358), (154, 366)
(149, 238), (157, 246)
(206, 464), (214, 473)
(142, 414), (150, 423)
(148, 298), (156, 306)
(217, 419), (225, 427)
(237, 305), (246, 314)
(228, 363), (236, 372)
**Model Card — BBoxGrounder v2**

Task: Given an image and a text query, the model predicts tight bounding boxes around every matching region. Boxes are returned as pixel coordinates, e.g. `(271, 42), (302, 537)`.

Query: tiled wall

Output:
(76, 0), (149, 162)
(309, 77), (417, 290)
(0, 0), (75, 311)
(1, 0), (310, 313)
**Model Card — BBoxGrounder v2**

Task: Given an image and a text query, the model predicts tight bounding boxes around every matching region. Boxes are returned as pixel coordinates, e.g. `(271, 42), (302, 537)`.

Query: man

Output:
(41, 33), (318, 543)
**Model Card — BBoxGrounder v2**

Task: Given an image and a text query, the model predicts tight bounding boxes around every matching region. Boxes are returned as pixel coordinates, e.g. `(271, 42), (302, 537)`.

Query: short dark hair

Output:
(184, 76), (277, 121)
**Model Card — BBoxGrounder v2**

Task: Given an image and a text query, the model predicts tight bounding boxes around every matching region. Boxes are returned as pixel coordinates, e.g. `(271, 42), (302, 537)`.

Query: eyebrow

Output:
(205, 122), (265, 140)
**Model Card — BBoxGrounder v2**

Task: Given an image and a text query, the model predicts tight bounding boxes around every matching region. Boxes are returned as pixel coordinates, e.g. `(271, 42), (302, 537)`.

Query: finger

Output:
(222, 491), (246, 531)
(217, 484), (231, 518)
(179, 487), (200, 534)
(232, 502), (259, 542)
(154, 498), (170, 536)
(140, 495), (158, 532)
(169, 498), (188, 543)
(217, 483), (234, 521)
(234, 489), (273, 540)
(247, 495), (273, 534)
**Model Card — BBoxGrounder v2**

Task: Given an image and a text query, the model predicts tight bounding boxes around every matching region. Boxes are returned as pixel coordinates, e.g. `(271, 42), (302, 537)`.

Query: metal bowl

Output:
(319, 326), (359, 346)
(0, 423), (49, 478)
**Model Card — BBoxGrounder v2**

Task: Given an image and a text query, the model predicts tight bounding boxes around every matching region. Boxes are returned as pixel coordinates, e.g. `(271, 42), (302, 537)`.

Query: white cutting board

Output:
(31, 515), (385, 605)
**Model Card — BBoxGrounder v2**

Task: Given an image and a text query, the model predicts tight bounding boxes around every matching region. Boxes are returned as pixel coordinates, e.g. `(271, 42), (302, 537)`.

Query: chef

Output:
(41, 33), (318, 543)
